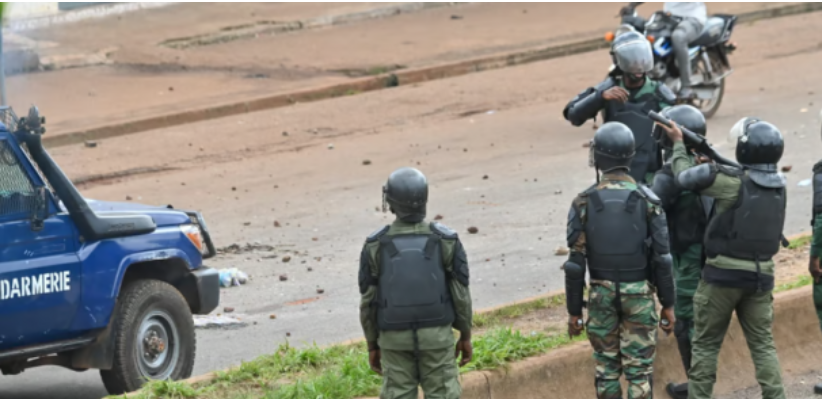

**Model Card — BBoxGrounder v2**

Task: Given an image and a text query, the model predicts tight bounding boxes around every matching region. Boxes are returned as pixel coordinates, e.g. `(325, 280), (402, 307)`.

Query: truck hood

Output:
(59, 199), (191, 227)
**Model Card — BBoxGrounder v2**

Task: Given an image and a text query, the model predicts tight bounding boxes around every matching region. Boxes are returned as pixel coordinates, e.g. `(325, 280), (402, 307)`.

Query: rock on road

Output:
(4, 9), (822, 399)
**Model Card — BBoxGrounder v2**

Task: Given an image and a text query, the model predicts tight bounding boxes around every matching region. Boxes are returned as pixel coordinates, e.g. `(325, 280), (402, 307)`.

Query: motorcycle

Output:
(605, 7), (738, 119)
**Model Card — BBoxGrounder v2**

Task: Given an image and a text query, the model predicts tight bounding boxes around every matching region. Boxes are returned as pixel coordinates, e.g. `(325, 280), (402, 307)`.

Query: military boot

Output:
(666, 382), (688, 399)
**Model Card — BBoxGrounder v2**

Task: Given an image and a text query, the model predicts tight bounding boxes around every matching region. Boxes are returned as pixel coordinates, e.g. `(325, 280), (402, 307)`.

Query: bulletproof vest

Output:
(376, 233), (455, 331)
(704, 174), (786, 261)
(584, 187), (650, 282)
(659, 166), (712, 253)
(812, 167), (822, 226)
(604, 90), (662, 183)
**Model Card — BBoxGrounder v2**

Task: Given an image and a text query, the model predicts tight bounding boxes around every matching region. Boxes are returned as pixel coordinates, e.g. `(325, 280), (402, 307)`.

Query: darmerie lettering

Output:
(0, 271), (72, 301)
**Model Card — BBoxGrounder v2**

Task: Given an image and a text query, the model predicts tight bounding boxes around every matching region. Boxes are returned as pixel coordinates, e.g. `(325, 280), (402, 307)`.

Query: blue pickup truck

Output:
(0, 106), (220, 394)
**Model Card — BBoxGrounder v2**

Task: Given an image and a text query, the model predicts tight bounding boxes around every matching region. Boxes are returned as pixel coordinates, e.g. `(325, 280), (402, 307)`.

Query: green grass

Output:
(473, 294), (567, 328)
(774, 275), (814, 293)
(788, 234), (812, 250)
(117, 327), (581, 399)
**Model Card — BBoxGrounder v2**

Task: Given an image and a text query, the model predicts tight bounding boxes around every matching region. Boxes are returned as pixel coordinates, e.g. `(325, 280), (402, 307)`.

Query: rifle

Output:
(648, 110), (741, 169)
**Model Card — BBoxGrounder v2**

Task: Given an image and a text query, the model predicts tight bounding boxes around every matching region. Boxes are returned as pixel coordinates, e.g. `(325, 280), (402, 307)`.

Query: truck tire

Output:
(100, 279), (196, 395)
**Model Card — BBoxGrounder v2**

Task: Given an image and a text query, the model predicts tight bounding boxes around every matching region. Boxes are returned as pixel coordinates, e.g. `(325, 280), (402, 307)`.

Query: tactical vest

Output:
(376, 233), (455, 331)
(603, 87), (663, 183)
(704, 173), (786, 261)
(812, 162), (822, 226)
(584, 187), (650, 282)
(658, 166), (712, 253)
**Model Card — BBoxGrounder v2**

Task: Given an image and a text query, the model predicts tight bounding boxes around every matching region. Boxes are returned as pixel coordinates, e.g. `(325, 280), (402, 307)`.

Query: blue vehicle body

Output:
(0, 106), (219, 381)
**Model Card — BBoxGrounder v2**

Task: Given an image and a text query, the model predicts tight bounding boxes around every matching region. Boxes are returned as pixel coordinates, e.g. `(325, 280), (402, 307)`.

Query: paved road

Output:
(3, 8), (822, 399)
(719, 370), (822, 399)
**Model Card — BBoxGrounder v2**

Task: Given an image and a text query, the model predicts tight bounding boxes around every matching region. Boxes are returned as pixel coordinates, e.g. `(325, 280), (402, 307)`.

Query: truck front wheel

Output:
(100, 279), (196, 395)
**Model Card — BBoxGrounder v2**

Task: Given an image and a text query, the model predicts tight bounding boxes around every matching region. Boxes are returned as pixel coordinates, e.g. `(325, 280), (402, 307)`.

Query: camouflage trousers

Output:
(587, 280), (659, 399)
(815, 279), (822, 333)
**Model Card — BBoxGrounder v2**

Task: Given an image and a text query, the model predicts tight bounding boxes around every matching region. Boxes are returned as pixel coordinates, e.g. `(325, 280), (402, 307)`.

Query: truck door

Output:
(0, 137), (82, 350)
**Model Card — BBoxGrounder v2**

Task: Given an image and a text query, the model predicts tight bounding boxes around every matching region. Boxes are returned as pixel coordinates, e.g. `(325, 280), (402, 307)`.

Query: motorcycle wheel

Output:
(688, 54), (725, 119)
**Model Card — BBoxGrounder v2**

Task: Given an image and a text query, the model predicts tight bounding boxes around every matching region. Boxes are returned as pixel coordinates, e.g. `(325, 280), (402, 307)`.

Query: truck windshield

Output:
(0, 139), (37, 217)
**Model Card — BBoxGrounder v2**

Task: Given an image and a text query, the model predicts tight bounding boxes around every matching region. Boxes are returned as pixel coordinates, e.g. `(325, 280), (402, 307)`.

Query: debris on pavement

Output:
(467, 226), (479, 234)
(282, 131), (289, 136)
(554, 246), (570, 256)
(84, 141), (98, 148)
(282, 256), (292, 263)
(781, 165), (792, 172)
(482, 175), (489, 180)
(286, 332), (291, 337)
(317, 288), (325, 294)
(450, 14), (463, 20)
(582, 141), (592, 148)
(362, 159), (372, 165)
(434, 214), (444, 220)
(328, 143), (334, 149)
(274, 220), (281, 227)
(799, 179), (812, 187)
(554, 189), (562, 195)
(279, 274), (288, 281)
(270, 314), (277, 320)
(307, 267), (313, 272)
(219, 268), (249, 287)
(223, 307), (235, 313)
(194, 315), (247, 330)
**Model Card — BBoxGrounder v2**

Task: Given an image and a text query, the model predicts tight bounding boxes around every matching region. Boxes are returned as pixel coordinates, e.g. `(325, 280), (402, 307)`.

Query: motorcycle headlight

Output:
(181, 224), (206, 255)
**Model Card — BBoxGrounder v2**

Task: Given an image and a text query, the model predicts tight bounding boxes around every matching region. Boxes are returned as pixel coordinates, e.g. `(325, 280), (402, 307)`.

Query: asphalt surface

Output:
(3, 8), (822, 399)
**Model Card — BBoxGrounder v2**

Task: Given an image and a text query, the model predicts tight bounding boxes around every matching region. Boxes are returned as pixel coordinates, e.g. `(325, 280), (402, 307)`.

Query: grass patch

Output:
(788, 234), (812, 250)
(115, 327), (581, 399)
(473, 294), (566, 328)
(774, 275), (814, 293)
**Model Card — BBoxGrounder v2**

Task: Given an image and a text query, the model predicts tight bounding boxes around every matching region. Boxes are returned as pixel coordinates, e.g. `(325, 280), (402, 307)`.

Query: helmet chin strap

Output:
(381, 186), (388, 213)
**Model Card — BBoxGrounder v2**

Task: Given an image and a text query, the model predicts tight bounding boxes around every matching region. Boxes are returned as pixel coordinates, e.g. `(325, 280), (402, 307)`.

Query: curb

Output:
(2, 2), (178, 32)
(159, 2), (460, 50)
(43, 2), (822, 149)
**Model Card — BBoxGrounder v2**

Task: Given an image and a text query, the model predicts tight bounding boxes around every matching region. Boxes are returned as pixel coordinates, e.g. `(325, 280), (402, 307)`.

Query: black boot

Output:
(666, 382), (688, 399)
(815, 382), (822, 394)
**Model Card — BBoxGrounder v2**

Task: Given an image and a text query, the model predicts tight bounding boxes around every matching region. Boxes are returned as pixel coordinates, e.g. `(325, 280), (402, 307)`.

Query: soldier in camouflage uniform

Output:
(650, 105), (714, 399)
(359, 167), (473, 399)
(565, 122), (677, 399)
(808, 160), (822, 395)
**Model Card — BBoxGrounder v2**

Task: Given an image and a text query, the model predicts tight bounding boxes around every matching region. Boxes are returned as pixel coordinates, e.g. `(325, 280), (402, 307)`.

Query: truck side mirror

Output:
(30, 186), (47, 231)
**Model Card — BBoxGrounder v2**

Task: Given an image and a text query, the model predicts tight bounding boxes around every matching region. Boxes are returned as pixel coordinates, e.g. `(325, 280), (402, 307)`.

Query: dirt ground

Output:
(2, 5), (822, 399)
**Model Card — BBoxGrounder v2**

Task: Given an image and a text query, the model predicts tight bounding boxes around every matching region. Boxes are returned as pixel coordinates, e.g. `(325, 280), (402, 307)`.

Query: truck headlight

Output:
(181, 224), (206, 254)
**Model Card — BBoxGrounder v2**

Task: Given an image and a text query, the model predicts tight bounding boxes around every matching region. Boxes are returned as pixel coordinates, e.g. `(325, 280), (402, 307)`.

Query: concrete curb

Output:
(420, 286), (822, 399)
(159, 2), (461, 50)
(46, 2), (822, 149)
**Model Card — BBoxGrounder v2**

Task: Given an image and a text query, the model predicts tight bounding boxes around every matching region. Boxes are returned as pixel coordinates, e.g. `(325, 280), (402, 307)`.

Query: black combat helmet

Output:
(592, 122), (636, 173)
(731, 118), (784, 166)
(655, 104), (707, 151)
(383, 167), (428, 223)
(611, 31), (653, 78)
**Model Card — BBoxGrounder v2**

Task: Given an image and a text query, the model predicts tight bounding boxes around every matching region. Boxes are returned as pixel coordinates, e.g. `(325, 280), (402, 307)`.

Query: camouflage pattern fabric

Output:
(587, 279), (659, 399)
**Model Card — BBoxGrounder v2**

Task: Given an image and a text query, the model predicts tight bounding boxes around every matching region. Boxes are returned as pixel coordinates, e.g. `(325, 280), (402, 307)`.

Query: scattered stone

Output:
(270, 314), (277, 320)
(463, 148), (468, 152)
(279, 274), (288, 281)
(450, 14), (463, 20)
(759, 87), (765, 92)
(533, 178), (538, 182)
(554, 246), (570, 256)
(286, 332), (291, 337)
(467, 226), (479, 234)
(582, 141), (592, 148)
(482, 175), (489, 180)
(375, 206), (380, 212)
(307, 267), (313, 272)
(243, 222), (251, 226)
(274, 221), (281, 227)
(282, 256), (292, 263)
(316, 288), (325, 294)
(434, 214), (444, 220)
(125, 195), (133, 201)
(486, 258), (490, 262)
(282, 131), (289, 136)
(362, 159), (372, 165)
(312, 237), (318, 241)
(328, 143), (334, 150)
(782, 165), (793, 172)
(554, 189), (563, 195)
(232, 186), (237, 191)
(224, 307), (235, 313)
(84, 140), (98, 148)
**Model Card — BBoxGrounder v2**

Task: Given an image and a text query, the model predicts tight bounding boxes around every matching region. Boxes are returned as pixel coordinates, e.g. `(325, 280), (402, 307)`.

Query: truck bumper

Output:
(190, 266), (220, 315)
